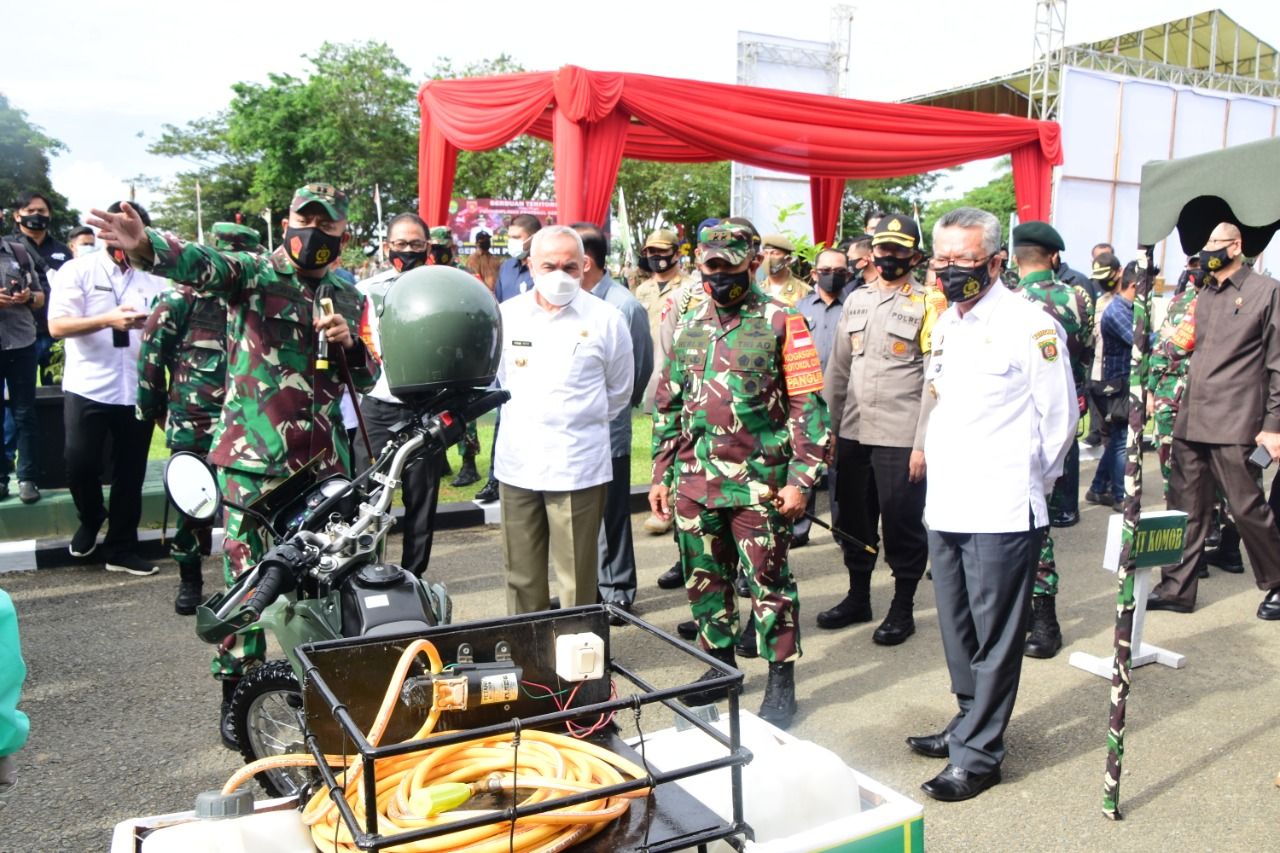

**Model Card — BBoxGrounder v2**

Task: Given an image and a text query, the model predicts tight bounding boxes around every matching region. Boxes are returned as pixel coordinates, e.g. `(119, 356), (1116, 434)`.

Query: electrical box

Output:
(555, 632), (605, 682)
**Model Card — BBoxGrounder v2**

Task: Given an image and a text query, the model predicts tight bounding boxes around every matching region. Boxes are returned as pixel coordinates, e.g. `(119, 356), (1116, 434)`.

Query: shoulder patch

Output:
(782, 314), (824, 395)
(1038, 337), (1060, 362)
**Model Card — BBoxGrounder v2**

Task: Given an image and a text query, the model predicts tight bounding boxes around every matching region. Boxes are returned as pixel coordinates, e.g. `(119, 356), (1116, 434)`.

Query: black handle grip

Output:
(243, 564), (288, 617)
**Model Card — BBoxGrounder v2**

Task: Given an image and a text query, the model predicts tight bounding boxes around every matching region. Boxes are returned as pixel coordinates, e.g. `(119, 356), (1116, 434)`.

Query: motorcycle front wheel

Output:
(229, 660), (317, 797)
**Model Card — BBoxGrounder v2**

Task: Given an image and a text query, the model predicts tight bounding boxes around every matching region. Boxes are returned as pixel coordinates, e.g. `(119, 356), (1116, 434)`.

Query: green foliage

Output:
(434, 55), (555, 201)
(920, 163), (1016, 248)
(772, 203), (825, 265)
(0, 94), (79, 237)
(613, 159), (730, 251)
(839, 173), (941, 244)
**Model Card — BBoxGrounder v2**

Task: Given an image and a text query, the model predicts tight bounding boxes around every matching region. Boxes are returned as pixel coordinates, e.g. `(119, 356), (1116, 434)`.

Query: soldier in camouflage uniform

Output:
(135, 223), (260, 616)
(1011, 221), (1094, 659)
(91, 185), (379, 748)
(427, 225), (481, 485)
(649, 222), (831, 729)
(1146, 278), (1199, 499)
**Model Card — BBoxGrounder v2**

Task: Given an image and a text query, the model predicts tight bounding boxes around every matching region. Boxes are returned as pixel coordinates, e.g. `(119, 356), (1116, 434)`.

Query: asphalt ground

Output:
(1, 455), (1277, 852)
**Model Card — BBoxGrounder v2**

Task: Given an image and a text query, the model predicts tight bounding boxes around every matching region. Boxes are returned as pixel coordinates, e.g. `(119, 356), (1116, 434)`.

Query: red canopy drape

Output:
(418, 66), (1063, 242)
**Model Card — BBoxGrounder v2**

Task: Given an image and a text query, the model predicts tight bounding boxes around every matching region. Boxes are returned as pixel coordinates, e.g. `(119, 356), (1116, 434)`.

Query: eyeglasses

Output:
(813, 267), (844, 275)
(928, 255), (990, 271)
(388, 240), (428, 251)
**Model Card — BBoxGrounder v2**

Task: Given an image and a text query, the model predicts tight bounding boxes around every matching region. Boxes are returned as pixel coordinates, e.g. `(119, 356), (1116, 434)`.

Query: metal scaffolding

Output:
(1029, 0), (1067, 119)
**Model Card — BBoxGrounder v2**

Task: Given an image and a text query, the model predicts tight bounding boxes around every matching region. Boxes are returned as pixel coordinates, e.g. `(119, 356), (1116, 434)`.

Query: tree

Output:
(920, 161), (1016, 247)
(432, 56), (555, 201)
(0, 94), (78, 236)
(838, 173), (942, 244)
(149, 41), (419, 242)
(613, 159), (731, 251)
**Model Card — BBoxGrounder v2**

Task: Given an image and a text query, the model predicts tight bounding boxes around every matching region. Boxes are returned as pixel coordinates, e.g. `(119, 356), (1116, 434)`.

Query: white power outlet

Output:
(554, 632), (605, 682)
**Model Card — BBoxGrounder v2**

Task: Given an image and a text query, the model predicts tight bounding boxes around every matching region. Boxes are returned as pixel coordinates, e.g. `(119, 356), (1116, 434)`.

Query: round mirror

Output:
(164, 452), (222, 521)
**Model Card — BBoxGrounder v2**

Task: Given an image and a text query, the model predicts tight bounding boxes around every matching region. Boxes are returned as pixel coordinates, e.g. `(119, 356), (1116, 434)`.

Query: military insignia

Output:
(891, 340), (909, 357)
(782, 314), (824, 395)
(580, 329), (589, 337)
(850, 333), (863, 352)
(515, 357), (527, 367)
(1235, 297), (1243, 307)
(1039, 339), (1060, 362)
(1207, 256), (1222, 270)
(315, 247), (331, 265)
(962, 277), (980, 299)
(887, 219), (902, 232)
(289, 235), (303, 256)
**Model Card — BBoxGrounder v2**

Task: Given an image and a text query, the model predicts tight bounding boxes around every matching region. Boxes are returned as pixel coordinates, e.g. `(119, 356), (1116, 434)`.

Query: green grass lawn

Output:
(148, 411), (657, 504)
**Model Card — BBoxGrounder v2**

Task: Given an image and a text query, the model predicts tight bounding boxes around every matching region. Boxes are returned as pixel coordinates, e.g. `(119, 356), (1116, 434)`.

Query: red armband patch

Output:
(782, 314), (823, 395)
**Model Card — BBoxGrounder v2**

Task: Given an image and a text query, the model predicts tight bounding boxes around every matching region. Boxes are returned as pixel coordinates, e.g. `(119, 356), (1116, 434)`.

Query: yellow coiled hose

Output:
(219, 639), (650, 853)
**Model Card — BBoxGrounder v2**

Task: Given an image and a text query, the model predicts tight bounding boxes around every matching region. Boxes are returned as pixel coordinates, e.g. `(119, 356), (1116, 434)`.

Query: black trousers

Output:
(64, 392), (154, 558)
(833, 438), (927, 580)
(354, 397), (440, 577)
(597, 454), (637, 605)
(929, 525), (1043, 774)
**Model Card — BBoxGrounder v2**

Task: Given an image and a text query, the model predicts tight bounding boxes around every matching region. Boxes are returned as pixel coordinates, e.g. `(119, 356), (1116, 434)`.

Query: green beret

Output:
(1011, 221), (1065, 252)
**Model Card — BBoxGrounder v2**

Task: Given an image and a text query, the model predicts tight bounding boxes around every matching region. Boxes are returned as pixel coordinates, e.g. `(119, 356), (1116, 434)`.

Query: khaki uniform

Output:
(637, 271), (695, 406)
(764, 274), (812, 308)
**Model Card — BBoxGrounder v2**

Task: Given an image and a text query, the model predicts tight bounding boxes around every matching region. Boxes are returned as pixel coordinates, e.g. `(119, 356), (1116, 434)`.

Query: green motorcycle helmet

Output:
(378, 266), (502, 404)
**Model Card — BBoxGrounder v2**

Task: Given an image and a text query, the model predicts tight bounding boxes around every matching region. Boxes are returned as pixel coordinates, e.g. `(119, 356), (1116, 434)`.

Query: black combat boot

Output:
(450, 455), (481, 487)
(758, 661), (797, 729)
(735, 614), (758, 659)
(816, 571), (873, 630)
(682, 646), (738, 706)
(873, 578), (918, 645)
(1205, 524), (1244, 573)
(174, 558), (204, 616)
(220, 679), (240, 750)
(1024, 596), (1063, 659)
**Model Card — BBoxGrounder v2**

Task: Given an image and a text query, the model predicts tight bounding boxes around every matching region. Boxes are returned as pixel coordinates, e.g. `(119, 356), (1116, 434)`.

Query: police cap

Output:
(872, 215), (921, 251)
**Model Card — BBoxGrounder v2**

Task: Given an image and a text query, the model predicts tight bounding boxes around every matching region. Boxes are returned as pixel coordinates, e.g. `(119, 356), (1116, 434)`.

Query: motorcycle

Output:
(164, 388), (508, 796)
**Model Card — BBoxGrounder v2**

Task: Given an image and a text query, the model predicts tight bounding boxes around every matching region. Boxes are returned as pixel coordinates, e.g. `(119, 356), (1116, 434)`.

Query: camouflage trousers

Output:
(674, 493), (800, 663)
(210, 467), (288, 679)
(1153, 404), (1178, 501)
(1034, 534), (1058, 598)
(457, 422), (480, 459)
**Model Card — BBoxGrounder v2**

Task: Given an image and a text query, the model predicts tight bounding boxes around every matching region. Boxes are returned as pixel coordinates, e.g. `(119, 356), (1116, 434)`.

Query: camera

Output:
(0, 255), (24, 296)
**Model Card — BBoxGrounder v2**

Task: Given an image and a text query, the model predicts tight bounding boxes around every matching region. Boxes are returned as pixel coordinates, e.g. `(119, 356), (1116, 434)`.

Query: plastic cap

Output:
(194, 788), (255, 819)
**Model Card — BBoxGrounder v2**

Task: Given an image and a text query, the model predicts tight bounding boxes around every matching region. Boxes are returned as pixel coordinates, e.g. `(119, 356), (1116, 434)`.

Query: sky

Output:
(6, 0), (1279, 221)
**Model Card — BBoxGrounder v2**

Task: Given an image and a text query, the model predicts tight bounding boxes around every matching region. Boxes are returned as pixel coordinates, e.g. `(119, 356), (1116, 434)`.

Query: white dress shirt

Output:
(48, 250), (168, 406)
(923, 282), (1078, 533)
(495, 287), (634, 491)
(356, 268), (402, 404)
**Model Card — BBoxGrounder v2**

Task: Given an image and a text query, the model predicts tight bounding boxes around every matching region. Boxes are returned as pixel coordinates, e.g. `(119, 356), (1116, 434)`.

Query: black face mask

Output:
(285, 226), (343, 271)
(704, 269), (751, 305)
(646, 253), (675, 274)
(430, 247), (453, 266)
(19, 214), (50, 232)
(1198, 246), (1233, 275)
(390, 250), (427, 272)
(873, 254), (914, 282)
(816, 270), (849, 293)
(937, 261), (992, 304)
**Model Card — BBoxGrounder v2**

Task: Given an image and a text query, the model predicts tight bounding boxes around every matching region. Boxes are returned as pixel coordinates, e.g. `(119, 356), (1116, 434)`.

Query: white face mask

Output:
(508, 237), (525, 257)
(533, 270), (580, 306)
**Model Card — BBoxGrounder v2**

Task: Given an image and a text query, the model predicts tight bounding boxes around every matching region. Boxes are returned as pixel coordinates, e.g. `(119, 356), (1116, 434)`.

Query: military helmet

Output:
(378, 265), (501, 404)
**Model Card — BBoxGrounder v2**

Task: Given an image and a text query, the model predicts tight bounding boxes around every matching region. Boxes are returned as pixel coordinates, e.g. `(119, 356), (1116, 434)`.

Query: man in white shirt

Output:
(495, 225), (634, 614)
(48, 202), (169, 575)
(906, 207), (1077, 802)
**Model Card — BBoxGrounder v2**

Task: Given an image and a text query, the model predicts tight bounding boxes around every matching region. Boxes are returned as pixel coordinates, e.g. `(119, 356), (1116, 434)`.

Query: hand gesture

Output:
(87, 203), (147, 253)
(0, 288), (29, 310)
(103, 305), (148, 332)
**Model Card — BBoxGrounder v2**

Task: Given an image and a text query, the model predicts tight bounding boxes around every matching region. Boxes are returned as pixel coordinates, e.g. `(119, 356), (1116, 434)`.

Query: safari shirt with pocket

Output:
(823, 279), (936, 450)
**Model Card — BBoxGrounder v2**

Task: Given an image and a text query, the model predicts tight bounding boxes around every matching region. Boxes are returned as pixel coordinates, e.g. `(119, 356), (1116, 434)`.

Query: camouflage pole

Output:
(1102, 246), (1155, 819)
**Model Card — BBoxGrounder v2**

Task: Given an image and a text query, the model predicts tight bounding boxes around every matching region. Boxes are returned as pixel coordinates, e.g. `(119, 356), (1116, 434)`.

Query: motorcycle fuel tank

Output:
(341, 563), (437, 638)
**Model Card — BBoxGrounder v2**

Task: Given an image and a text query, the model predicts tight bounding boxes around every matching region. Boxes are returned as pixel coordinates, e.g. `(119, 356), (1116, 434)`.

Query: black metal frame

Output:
(295, 603), (753, 852)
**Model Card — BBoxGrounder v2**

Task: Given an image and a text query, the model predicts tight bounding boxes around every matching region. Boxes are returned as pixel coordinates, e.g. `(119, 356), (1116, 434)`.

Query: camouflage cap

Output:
(696, 222), (753, 265)
(1012, 220), (1065, 252)
(643, 229), (679, 250)
(872, 215), (921, 250)
(290, 183), (349, 221)
(210, 222), (261, 253)
(760, 233), (795, 253)
(429, 226), (453, 246)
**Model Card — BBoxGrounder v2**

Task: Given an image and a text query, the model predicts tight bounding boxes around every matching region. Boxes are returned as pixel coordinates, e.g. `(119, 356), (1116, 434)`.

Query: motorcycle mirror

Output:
(164, 452), (222, 522)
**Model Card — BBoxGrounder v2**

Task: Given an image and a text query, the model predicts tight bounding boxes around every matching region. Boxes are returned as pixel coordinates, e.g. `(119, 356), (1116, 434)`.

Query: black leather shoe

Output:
(676, 620), (698, 640)
(1205, 526), (1245, 573)
(657, 563), (684, 590)
(1146, 592), (1194, 614)
(816, 594), (873, 630)
(872, 606), (915, 646)
(790, 532), (810, 547)
(1257, 588), (1280, 621)
(1084, 490), (1114, 507)
(682, 647), (737, 706)
(474, 481), (500, 503)
(1049, 509), (1079, 528)
(906, 731), (950, 759)
(920, 763), (1001, 802)
(606, 601), (633, 627)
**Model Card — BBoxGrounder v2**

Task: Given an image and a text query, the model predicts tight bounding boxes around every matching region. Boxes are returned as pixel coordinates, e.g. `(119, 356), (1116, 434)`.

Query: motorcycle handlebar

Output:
(241, 542), (307, 616)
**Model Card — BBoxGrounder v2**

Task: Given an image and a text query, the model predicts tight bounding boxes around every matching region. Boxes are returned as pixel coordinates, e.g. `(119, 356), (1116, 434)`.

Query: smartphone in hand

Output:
(1248, 444), (1274, 469)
